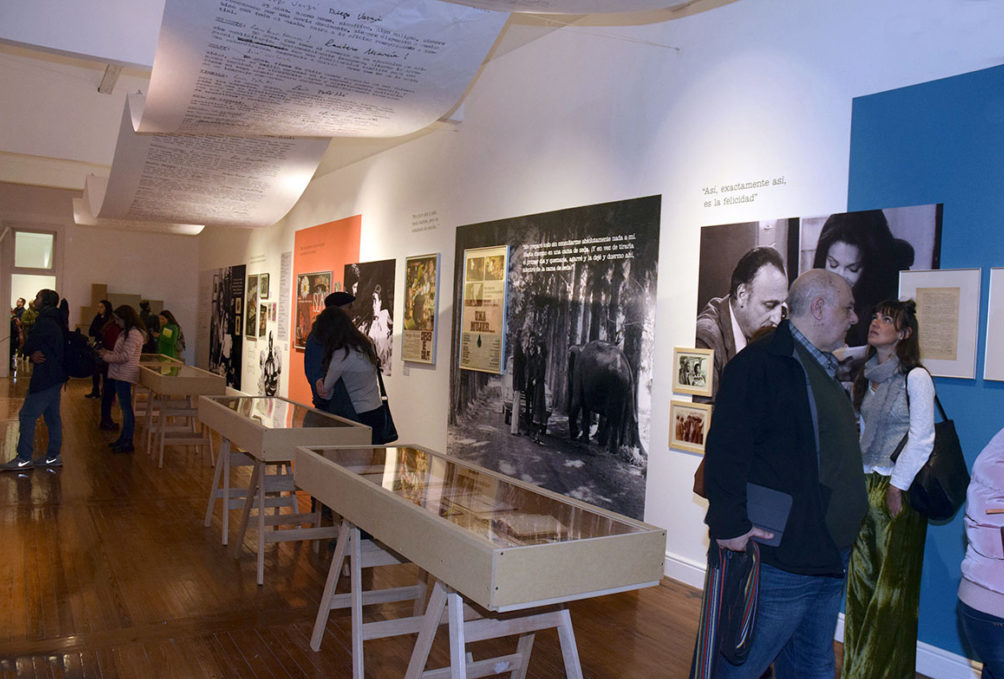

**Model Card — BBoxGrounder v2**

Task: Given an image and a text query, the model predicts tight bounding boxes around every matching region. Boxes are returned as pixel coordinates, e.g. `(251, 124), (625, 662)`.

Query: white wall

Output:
(1, 184), (200, 365)
(195, 1), (1004, 673)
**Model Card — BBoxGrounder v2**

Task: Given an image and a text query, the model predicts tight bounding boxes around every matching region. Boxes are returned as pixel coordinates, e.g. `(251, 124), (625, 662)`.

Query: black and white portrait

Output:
(695, 219), (796, 401)
(344, 259), (396, 375)
(208, 263), (245, 389)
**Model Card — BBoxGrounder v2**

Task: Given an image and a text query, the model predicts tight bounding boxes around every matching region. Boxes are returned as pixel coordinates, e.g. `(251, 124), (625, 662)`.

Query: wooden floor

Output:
(0, 370), (890, 679)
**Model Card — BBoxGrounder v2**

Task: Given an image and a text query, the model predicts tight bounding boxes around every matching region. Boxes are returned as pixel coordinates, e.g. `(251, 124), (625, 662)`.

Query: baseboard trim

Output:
(666, 553), (983, 679)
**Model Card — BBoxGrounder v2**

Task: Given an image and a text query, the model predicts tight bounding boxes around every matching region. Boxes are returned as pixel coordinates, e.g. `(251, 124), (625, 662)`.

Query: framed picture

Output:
(985, 268), (1004, 381)
(402, 253), (440, 364)
(899, 268), (981, 379)
(294, 271), (332, 349)
(259, 272), (270, 300)
(259, 303), (267, 338)
(672, 347), (713, 396)
(459, 245), (509, 373)
(670, 400), (712, 455)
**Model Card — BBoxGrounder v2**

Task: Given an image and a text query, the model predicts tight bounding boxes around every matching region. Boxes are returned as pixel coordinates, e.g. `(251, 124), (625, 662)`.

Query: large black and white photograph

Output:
(695, 206), (941, 397)
(448, 196), (661, 519)
(344, 259), (396, 375)
(798, 205), (942, 379)
(208, 263), (246, 389)
(695, 218), (796, 402)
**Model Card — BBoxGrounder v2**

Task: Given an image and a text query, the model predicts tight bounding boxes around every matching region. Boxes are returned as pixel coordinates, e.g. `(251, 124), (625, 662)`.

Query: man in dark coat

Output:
(2, 289), (68, 470)
(703, 270), (867, 678)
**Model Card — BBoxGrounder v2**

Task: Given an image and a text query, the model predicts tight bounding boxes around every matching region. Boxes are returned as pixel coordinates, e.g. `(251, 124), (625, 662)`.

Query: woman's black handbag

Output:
(374, 368), (398, 444)
(891, 392), (969, 521)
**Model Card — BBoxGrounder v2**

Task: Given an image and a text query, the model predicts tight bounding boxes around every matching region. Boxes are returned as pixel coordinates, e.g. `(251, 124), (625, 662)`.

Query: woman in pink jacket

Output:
(98, 305), (146, 453)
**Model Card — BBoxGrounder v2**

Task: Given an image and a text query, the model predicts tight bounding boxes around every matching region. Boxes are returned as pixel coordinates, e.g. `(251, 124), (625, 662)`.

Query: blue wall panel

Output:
(849, 63), (1004, 659)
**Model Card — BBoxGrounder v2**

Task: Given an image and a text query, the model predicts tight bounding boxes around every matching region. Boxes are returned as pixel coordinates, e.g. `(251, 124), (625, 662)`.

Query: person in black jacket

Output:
(703, 270), (867, 678)
(2, 289), (68, 470)
(85, 300), (113, 398)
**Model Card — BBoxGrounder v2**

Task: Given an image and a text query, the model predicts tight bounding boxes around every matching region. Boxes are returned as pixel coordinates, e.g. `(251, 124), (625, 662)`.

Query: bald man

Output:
(702, 270), (868, 678)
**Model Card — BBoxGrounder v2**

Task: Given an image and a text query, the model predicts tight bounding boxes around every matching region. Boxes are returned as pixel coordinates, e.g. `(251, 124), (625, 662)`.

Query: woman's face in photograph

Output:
(824, 240), (863, 287)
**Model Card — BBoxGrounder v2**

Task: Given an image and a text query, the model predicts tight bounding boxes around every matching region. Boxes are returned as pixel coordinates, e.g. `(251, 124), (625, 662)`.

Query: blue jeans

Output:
(108, 378), (135, 445)
(959, 601), (1004, 679)
(716, 552), (849, 679)
(16, 382), (63, 461)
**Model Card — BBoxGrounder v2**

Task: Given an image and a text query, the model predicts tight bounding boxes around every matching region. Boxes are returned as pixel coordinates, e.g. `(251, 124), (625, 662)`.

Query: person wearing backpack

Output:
(1, 289), (68, 471)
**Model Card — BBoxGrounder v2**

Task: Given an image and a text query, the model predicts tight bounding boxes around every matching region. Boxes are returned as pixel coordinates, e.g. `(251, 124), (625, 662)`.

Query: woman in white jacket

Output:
(99, 305), (146, 453)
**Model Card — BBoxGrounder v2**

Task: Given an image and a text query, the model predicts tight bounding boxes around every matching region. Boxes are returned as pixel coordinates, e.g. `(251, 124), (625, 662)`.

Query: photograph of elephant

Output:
(447, 196), (661, 520)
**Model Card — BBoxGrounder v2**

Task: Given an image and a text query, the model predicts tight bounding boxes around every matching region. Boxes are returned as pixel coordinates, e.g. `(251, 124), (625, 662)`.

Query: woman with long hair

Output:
(813, 210), (915, 347)
(312, 306), (385, 442)
(85, 299), (114, 398)
(842, 299), (935, 679)
(98, 305), (146, 453)
(153, 309), (183, 359)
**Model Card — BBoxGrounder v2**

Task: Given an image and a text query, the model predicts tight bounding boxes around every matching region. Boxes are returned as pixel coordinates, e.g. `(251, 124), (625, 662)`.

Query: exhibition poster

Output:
(246, 274), (259, 343)
(295, 271), (332, 349)
(449, 196), (661, 520)
(402, 253), (440, 364)
(459, 246), (508, 374)
(208, 263), (246, 389)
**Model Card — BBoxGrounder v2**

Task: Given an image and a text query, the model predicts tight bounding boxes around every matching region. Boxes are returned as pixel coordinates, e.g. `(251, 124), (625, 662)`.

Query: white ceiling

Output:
(0, 0), (738, 216)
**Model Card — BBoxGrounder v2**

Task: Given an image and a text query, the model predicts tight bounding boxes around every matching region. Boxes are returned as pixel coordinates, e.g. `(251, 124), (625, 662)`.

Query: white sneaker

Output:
(0, 457), (34, 471)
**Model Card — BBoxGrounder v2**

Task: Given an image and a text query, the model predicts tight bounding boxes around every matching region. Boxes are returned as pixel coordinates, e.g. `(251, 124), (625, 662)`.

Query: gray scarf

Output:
(859, 354), (909, 467)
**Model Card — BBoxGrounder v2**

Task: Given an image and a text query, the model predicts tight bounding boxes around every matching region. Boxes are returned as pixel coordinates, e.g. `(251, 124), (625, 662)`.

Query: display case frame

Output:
(295, 444), (666, 612)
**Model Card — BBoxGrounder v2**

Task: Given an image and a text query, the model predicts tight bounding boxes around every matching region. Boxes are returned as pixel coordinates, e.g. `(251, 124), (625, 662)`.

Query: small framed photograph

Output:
(259, 272), (270, 300)
(672, 347), (713, 396)
(670, 400), (712, 455)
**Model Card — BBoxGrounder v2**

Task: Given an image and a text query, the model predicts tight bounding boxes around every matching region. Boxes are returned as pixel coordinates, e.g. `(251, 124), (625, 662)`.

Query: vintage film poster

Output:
(246, 274), (259, 343)
(402, 253), (440, 364)
(294, 271), (331, 350)
(449, 196), (661, 520)
(207, 263), (246, 389)
(344, 260), (396, 375)
(459, 245), (509, 373)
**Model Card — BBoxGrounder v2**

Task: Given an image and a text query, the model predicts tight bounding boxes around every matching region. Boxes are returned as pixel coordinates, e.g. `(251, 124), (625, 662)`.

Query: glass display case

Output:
(199, 395), (371, 461)
(139, 353), (185, 366)
(296, 445), (666, 612)
(138, 363), (226, 396)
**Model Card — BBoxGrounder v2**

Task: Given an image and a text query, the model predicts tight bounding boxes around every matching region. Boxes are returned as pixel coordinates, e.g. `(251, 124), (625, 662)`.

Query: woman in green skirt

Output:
(842, 299), (934, 679)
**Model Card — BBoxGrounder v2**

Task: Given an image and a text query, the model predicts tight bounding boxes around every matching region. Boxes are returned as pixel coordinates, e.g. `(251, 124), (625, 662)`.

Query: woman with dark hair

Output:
(813, 210), (915, 347)
(842, 299), (935, 679)
(153, 309), (183, 358)
(98, 305), (147, 453)
(313, 306), (385, 442)
(85, 299), (114, 398)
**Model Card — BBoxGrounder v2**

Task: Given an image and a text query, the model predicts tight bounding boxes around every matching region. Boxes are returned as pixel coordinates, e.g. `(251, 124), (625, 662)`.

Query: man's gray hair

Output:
(786, 270), (841, 317)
